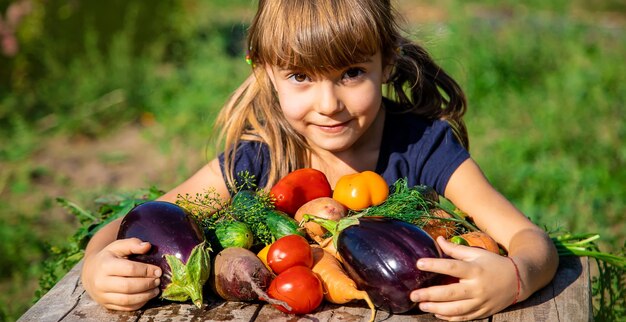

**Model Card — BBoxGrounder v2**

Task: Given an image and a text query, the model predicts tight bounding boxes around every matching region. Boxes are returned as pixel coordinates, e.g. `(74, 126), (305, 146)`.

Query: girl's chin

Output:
(307, 138), (353, 153)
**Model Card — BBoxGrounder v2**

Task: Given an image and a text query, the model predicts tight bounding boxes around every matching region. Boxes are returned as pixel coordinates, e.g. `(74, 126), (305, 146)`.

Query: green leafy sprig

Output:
(551, 232), (626, 270)
(175, 171), (276, 246)
(358, 178), (478, 234)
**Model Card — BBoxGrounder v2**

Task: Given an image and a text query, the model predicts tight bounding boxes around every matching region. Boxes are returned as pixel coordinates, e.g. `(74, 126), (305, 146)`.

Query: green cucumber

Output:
(265, 209), (305, 240)
(215, 221), (254, 249)
(231, 190), (262, 211)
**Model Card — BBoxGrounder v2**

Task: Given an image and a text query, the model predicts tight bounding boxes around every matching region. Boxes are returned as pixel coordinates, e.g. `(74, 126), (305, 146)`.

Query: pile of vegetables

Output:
(105, 168), (624, 318)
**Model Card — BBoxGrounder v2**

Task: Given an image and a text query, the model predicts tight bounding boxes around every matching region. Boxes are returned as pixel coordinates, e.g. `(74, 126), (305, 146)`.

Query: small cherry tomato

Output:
(267, 266), (324, 314)
(267, 234), (313, 274)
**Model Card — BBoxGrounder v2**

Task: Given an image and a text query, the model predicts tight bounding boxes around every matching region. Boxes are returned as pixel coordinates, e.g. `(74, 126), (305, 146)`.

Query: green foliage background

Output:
(0, 0), (624, 321)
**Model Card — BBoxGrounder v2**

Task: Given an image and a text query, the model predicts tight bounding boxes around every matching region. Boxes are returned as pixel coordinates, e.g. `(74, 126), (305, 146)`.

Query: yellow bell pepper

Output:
(332, 171), (389, 210)
(257, 243), (272, 271)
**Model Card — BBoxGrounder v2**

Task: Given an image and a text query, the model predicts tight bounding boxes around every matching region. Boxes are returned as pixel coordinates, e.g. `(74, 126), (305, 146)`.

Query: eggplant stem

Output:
(301, 214), (340, 234)
(436, 203), (479, 232)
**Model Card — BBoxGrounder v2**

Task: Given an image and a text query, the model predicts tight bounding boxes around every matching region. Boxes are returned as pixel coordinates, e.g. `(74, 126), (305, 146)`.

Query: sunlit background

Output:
(1, 0), (624, 321)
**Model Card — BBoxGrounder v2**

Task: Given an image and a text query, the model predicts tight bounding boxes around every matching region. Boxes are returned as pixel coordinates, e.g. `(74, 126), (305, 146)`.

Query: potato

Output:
(422, 208), (456, 240)
(294, 197), (347, 243)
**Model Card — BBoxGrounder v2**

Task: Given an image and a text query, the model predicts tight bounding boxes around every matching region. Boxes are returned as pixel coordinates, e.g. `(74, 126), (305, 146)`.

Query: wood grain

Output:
(18, 257), (590, 322)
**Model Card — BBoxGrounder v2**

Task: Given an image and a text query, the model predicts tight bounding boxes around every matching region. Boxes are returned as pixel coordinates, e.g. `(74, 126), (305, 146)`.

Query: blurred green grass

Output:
(0, 0), (624, 321)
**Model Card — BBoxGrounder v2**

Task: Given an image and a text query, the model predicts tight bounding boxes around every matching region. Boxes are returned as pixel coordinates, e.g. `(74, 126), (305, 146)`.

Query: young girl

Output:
(81, 0), (558, 320)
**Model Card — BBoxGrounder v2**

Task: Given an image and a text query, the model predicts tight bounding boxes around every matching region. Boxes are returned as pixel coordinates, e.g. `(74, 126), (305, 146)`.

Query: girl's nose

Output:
(315, 82), (343, 115)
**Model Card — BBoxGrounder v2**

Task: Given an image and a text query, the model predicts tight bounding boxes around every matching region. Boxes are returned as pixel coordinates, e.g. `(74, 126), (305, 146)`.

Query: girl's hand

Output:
(81, 238), (162, 311)
(409, 236), (518, 321)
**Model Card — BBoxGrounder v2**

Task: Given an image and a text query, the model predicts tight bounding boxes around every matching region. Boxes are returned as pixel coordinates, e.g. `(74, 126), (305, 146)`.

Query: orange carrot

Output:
(459, 231), (501, 254)
(311, 246), (375, 322)
(318, 237), (340, 260)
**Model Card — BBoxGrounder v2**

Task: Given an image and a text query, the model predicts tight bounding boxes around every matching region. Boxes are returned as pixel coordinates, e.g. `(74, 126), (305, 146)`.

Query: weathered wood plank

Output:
(60, 292), (141, 322)
(254, 298), (488, 321)
(18, 260), (142, 322)
(15, 265), (80, 321)
(19, 256), (590, 322)
(138, 301), (261, 322)
(552, 256), (591, 322)
(18, 261), (80, 321)
(15, 261), (132, 322)
(492, 256), (590, 322)
(255, 301), (372, 322)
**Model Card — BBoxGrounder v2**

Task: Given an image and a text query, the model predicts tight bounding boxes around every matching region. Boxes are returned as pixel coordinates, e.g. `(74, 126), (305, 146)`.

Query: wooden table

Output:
(18, 256), (591, 322)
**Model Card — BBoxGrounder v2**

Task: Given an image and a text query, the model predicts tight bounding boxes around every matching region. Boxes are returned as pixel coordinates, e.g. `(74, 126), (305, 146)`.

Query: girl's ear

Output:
(382, 53), (395, 84)
(383, 63), (393, 84)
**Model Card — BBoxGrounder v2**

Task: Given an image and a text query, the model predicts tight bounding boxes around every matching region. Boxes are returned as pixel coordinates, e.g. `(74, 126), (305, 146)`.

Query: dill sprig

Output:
(359, 178), (432, 221)
(358, 178), (478, 234)
(176, 188), (227, 220)
(228, 189), (275, 246)
(175, 171), (275, 246)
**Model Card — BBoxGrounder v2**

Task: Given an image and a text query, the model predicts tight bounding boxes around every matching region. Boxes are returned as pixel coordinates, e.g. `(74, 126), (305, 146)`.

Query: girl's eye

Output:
(288, 73), (310, 83)
(343, 68), (364, 80)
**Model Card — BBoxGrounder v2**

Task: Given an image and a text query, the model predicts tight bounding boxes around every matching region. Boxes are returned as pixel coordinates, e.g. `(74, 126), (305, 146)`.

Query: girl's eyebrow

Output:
(276, 56), (375, 71)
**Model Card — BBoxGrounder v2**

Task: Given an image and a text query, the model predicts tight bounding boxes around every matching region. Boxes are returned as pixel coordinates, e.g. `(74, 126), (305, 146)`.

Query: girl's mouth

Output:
(316, 121), (349, 133)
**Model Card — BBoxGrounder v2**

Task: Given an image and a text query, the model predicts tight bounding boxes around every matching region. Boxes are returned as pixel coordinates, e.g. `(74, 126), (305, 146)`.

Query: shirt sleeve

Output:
(218, 140), (270, 194)
(419, 121), (470, 196)
(378, 113), (470, 197)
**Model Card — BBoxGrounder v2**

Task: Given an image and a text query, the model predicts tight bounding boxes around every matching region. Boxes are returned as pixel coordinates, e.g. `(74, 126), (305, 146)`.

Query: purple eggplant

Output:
(337, 217), (442, 313)
(117, 200), (210, 308)
(301, 214), (442, 314)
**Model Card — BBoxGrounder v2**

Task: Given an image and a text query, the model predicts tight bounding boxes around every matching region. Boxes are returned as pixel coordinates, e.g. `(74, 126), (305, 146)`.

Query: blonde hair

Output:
(216, 0), (468, 191)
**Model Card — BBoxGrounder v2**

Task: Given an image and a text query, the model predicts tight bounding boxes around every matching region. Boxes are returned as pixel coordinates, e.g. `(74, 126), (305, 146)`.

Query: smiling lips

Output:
(316, 120), (350, 133)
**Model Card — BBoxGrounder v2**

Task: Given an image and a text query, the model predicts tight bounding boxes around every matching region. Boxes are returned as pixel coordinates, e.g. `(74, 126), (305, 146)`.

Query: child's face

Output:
(265, 51), (387, 154)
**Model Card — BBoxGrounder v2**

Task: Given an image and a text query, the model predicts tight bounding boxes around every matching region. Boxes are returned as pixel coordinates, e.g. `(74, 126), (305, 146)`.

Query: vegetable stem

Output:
(551, 235), (626, 269)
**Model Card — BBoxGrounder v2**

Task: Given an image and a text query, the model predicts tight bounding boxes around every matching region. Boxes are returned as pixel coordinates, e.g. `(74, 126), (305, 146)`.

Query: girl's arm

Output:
(445, 159), (559, 300)
(81, 158), (230, 310)
(410, 158), (559, 320)
(158, 158), (231, 203)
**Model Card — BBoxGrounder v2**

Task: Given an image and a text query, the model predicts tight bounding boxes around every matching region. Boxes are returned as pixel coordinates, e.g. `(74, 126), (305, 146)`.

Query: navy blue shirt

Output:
(219, 111), (470, 196)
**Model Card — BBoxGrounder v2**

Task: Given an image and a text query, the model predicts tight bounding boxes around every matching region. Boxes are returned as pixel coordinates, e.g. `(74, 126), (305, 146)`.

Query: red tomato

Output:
(267, 266), (324, 314)
(267, 234), (313, 274)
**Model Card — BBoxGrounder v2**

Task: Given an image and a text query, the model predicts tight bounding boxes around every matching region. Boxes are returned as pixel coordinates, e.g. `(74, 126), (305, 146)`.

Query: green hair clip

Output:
(245, 47), (254, 66)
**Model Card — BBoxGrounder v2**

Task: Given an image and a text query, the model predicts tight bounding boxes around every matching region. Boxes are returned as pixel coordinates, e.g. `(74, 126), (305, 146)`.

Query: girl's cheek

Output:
(280, 103), (307, 122)
(279, 93), (314, 118)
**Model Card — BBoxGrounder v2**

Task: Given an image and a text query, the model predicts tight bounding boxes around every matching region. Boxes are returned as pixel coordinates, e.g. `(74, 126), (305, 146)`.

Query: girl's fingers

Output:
(436, 236), (485, 261)
(417, 236), (499, 278)
(101, 256), (162, 279)
(418, 299), (485, 321)
(103, 303), (145, 312)
(97, 275), (161, 294)
(416, 257), (472, 279)
(410, 283), (472, 303)
(101, 288), (160, 311)
(107, 238), (152, 257)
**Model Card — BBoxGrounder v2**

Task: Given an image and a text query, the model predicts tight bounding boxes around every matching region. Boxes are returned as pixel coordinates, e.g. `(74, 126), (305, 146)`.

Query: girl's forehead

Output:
(267, 44), (379, 72)
(249, 0), (393, 70)
(274, 52), (380, 72)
